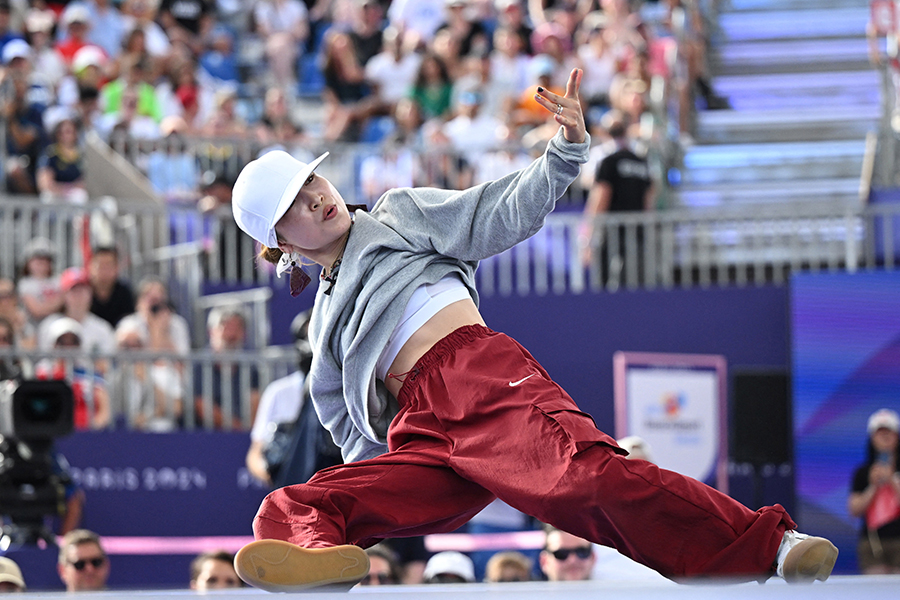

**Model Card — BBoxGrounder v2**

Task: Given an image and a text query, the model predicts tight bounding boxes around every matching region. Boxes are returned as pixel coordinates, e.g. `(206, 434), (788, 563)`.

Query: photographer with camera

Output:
(246, 309), (341, 487)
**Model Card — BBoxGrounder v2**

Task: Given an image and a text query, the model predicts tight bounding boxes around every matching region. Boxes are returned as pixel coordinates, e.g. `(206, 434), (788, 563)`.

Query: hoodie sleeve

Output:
(372, 128), (591, 261)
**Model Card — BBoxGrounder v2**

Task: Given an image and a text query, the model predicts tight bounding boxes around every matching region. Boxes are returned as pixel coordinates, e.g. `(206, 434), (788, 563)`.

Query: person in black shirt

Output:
(88, 246), (135, 327)
(580, 109), (655, 289)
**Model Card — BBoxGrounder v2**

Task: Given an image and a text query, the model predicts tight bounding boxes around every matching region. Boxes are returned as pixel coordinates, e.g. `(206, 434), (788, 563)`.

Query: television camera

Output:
(0, 379), (74, 549)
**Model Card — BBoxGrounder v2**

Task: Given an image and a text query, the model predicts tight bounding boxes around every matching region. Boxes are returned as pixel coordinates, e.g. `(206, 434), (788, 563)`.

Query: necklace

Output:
(322, 222), (352, 296)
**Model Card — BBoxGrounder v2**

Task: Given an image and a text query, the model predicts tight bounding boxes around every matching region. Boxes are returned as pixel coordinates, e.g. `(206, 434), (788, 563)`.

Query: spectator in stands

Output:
(100, 55), (164, 126)
(848, 408), (900, 574)
(0, 2), (24, 59)
(17, 237), (63, 329)
(349, 0), (386, 67)
(88, 246), (135, 328)
(117, 275), (191, 355)
(387, 0), (446, 46)
(539, 524), (595, 581)
(37, 107), (88, 205)
(1, 49), (46, 195)
(108, 26), (151, 84)
(439, 88), (505, 163)
(531, 21), (578, 88)
(423, 551), (476, 584)
(435, 0), (490, 59)
(452, 50), (507, 122)
(23, 8), (66, 94)
(194, 305), (259, 430)
(201, 87), (246, 137)
(0, 278), (35, 350)
(55, 4), (98, 67)
(78, 0), (127, 60)
(57, 44), (108, 112)
(0, 315), (23, 380)
(111, 319), (184, 430)
(576, 13), (617, 118)
(321, 29), (374, 142)
(147, 115), (201, 203)
(489, 26), (530, 113)
(37, 266), (116, 358)
(409, 51), (454, 122)
(484, 550), (532, 582)
(254, 88), (308, 152)
(254, 0), (309, 95)
(512, 54), (562, 133)
(189, 550), (243, 590)
(35, 317), (112, 430)
(358, 544), (401, 586)
(579, 109), (655, 289)
(429, 26), (464, 81)
(364, 25), (422, 120)
(0, 556), (26, 593)
(495, 0), (533, 54)
(199, 25), (239, 87)
(57, 529), (110, 592)
(120, 0), (172, 60)
(159, 0), (214, 58)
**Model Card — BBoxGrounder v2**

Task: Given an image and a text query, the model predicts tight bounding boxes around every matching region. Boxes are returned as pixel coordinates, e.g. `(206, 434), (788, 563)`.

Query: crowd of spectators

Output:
(0, 0), (725, 208)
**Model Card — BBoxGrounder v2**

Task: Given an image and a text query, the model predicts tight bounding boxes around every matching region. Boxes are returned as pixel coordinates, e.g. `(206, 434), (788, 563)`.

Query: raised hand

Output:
(533, 68), (587, 144)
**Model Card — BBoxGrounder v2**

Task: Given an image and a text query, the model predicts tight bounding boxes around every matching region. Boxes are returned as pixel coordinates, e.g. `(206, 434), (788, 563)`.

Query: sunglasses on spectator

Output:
(547, 546), (593, 561)
(70, 556), (106, 570)
(359, 572), (394, 585)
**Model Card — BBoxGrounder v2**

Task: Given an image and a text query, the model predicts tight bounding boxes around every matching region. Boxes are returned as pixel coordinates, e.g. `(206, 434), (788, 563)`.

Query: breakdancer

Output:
(230, 69), (838, 591)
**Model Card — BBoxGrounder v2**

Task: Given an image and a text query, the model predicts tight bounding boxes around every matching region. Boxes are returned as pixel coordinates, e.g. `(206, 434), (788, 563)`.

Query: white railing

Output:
(3, 195), (900, 299)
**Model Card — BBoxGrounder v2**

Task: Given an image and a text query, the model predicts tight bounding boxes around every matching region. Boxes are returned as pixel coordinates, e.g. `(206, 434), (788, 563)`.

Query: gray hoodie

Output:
(308, 128), (591, 463)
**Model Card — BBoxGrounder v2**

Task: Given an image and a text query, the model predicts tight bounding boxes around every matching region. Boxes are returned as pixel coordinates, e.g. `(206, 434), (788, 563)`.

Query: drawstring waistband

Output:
(394, 324), (493, 407)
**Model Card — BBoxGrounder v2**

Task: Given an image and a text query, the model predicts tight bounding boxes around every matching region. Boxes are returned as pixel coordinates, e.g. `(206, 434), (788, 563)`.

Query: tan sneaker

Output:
(234, 540), (370, 592)
(776, 531), (838, 583)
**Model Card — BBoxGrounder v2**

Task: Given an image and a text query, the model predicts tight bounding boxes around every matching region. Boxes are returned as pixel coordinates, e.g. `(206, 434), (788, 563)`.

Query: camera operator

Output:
(245, 310), (341, 487)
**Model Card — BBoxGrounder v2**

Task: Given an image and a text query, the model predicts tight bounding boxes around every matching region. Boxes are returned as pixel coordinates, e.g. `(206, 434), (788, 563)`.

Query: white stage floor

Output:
(16, 575), (900, 599)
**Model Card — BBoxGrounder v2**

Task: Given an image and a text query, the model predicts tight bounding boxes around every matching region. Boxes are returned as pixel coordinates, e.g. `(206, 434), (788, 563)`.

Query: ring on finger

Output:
(555, 103), (563, 115)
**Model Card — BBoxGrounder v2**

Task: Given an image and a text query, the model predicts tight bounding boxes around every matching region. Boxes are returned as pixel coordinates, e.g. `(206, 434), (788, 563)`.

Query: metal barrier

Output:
(4, 195), (900, 299)
(0, 346), (297, 432)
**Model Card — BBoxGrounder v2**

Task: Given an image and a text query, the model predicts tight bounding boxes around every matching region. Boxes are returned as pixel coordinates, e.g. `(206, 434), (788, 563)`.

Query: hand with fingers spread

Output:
(534, 68), (586, 144)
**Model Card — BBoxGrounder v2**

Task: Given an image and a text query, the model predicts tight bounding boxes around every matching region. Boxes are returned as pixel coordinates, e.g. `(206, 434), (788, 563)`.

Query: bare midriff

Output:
(383, 297), (486, 399)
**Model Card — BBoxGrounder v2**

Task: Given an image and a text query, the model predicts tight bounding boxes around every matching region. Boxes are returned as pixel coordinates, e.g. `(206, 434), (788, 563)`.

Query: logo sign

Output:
(872, 0), (897, 36)
(614, 352), (728, 491)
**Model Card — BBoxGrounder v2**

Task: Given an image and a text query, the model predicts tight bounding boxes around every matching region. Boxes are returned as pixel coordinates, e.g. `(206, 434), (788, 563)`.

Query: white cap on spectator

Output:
(232, 150), (330, 248)
(73, 45), (107, 74)
(44, 105), (77, 135)
(0, 557), (25, 591)
(25, 9), (56, 33)
(2, 39), (31, 64)
(48, 317), (84, 344)
(617, 435), (653, 462)
(62, 4), (91, 28)
(423, 551), (475, 583)
(867, 408), (900, 435)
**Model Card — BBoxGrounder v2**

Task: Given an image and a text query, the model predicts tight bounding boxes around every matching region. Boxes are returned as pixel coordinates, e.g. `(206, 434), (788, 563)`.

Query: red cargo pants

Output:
(253, 325), (794, 580)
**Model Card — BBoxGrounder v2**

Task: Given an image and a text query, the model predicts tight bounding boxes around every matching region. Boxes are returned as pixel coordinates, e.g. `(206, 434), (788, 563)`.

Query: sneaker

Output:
(234, 540), (370, 592)
(775, 531), (838, 583)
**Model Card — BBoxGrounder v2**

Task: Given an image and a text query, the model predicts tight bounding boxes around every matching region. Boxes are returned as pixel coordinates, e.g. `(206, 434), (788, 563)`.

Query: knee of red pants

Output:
(252, 486), (343, 548)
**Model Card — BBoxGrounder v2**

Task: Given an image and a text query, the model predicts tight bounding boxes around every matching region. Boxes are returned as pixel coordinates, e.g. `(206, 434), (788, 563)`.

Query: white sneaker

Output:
(775, 531), (838, 583)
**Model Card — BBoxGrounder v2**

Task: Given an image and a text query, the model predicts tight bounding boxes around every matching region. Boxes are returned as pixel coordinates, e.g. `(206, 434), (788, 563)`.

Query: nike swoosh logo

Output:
(509, 373), (536, 387)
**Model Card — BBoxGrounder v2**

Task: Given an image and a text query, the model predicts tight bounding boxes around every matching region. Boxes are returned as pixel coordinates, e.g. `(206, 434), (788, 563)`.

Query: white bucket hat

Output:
(232, 150), (329, 248)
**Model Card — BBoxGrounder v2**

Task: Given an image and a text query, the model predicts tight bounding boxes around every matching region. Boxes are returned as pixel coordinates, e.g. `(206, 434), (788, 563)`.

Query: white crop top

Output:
(375, 274), (471, 381)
